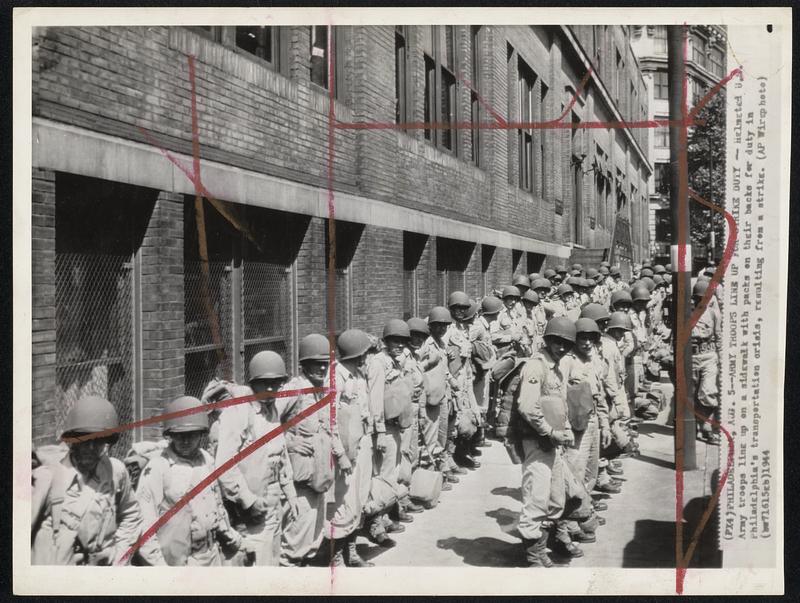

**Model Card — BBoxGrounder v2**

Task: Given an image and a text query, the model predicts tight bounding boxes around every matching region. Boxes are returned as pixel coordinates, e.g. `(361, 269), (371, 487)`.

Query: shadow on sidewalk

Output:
(485, 507), (520, 536)
(490, 486), (522, 502)
(437, 536), (527, 567)
(622, 494), (723, 568)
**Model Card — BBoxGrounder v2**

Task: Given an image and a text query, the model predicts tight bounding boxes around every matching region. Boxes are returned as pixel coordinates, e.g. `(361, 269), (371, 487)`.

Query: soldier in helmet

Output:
(281, 333), (347, 566)
(495, 286), (524, 357)
(509, 317), (576, 567)
(215, 351), (299, 566)
(31, 396), (147, 565)
(135, 396), (242, 566)
(366, 319), (416, 540)
(691, 280), (722, 444)
(470, 301), (498, 449)
(512, 275), (532, 321)
(326, 329), (375, 567)
(520, 289), (542, 356)
(400, 318), (429, 513)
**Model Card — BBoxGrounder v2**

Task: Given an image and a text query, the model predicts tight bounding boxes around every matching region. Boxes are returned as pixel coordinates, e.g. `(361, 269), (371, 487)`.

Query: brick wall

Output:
(32, 169), (57, 446)
(140, 191), (185, 440)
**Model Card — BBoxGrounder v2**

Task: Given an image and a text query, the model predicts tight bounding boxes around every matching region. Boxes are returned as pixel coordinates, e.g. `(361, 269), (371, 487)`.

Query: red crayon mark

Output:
(456, 70), (508, 127)
(121, 31), (741, 592)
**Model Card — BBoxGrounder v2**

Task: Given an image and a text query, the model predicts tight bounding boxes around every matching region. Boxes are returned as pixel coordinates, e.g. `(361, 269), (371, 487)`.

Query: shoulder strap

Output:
(48, 463), (70, 537)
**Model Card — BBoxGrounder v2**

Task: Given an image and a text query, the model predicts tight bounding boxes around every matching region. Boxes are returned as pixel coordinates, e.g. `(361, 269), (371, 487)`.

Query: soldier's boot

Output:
(329, 539), (346, 567)
(345, 533), (374, 568)
(524, 529), (553, 568)
(551, 523), (585, 558)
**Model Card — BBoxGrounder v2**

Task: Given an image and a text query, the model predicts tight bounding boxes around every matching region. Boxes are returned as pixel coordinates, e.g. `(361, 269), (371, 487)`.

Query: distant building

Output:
(630, 24), (727, 265)
(31, 25), (650, 448)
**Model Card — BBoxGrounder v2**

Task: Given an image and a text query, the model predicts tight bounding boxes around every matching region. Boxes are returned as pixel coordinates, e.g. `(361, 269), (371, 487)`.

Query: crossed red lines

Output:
(61, 25), (740, 593)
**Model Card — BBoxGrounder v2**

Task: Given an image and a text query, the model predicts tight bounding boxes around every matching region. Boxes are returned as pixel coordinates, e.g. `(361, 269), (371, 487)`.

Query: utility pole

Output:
(667, 25), (697, 470)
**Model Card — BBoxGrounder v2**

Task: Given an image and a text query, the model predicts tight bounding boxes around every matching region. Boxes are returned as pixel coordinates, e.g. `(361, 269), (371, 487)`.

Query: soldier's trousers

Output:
(375, 423), (402, 485)
(473, 373), (490, 419)
(692, 352), (719, 427)
(421, 403), (442, 456)
(223, 481), (282, 566)
(564, 414), (600, 493)
(518, 438), (566, 541)
(326, 433), (373, 540)
(280, 483), (326, 565)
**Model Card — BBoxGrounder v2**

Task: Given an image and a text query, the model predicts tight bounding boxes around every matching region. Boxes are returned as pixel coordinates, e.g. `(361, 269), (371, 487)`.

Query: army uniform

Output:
(417, 333), (451, 457)
(692, 300), (722, 439)
(280, 374), (343, 565)
(514, 348), (570, 545)
(326, 360), (373, 542)
(31, 452), (146, 565)
(215, 390), (298, 566)
(136, 446), (241, 566)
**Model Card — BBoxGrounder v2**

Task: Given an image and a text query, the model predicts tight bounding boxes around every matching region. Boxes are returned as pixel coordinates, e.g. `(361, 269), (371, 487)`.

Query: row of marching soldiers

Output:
(30, 258), (721, 568)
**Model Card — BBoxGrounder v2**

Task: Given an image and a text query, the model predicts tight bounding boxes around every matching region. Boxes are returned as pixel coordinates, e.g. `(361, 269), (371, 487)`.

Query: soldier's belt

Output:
(691, 341), (716, 354)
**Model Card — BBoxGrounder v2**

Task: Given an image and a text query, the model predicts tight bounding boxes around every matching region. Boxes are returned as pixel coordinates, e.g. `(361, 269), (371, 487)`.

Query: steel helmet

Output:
(652, 274), (665, 286)
(464, 301), (479, 320)
(580, 303), (610, 322)
(249, 350), (288, 382)
(566, 276), (582, 287)
(556, 283), (574, 297)
(299, 333), (331, 362)
(664, 273), (673, 284)
(642, 276), (656, 292)
(543, 268), (557, 279)
(448, 291), (471, 308)
(512, 275), (531, 289)
(571, 263), (583, 272)
(407, 317), (430, 335)
(665, 263), (673, 272)
(163, 396), (208, 435)
(528, 272), (541, 282)
(428, 306), (453, 324)
(610, 290), (633, 307)
(584, 278), (596, 288)
(61, 395), (120, 442)
(692, 279), (710, 297)
(502, 285), (521, 299)
(575, 318), (601, 336)
(609, 265), (621, 276)
(598, 266), (610, 276)
(543, 317), (577, 343)
(522, 289), (540, 304)
(608, 311), (633, 331)
(653, 264), (666, 274)
(586, 268), (599, 279)
(383, 318), (411, 339)
(481, 295), (504, 315)
(337, 329), (371, 360)
(642, 260), (653, 268)
(570, 269), (582, 277)
(556, 266), (568, 275)
(640, 267), (654, 278)
(600, 261), (611, 268)
(630, 285), (651, 302)
(532, 278), (552, 291)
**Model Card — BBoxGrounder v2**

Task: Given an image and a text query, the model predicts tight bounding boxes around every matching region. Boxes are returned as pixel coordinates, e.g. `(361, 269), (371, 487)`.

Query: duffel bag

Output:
(409, 467), (443, 505)
(384, 375), (413, 421)
(566, 381), (594, 432)
(336, 402), (364, 463)
(363, 476), (400, 516)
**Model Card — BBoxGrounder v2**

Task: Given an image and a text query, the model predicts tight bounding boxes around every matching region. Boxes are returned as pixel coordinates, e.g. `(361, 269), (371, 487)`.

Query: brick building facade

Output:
(31, 24), (651, 447)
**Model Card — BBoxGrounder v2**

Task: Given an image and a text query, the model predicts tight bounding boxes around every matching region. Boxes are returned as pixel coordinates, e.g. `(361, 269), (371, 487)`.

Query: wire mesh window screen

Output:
(184, 259), (234, 399)
(55, 253), (135, 457)
(243, 261), (292, 380)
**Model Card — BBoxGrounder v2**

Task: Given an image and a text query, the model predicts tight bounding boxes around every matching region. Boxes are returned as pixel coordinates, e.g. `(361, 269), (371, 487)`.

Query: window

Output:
(517, 57), (539, 193)
(692, 78), (706, 106)
(709, 47), (724, 77)
(654, 71), (668, 100)
(655, 127), (669, 148)
(395, 26), (409, 125)
(654, 163), (670, 194)
(692, 34), (707, 70)
(423, 26), (458, 154)
(615, 50), (622, 103)
(653, 26), (667, 53)
(310, 26), (346, 97)
(189, 26), (285, 73)
(470, 25), (483, 166)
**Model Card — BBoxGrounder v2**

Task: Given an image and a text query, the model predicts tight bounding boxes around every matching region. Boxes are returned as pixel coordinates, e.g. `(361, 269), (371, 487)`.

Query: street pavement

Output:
(355, 415), (722, 568)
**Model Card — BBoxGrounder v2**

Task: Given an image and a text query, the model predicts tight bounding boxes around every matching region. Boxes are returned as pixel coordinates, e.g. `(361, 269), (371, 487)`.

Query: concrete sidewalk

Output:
(357, 418), (722, 568)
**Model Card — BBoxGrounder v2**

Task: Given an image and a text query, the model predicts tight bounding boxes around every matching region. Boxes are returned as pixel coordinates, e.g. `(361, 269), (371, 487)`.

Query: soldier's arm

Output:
(112, 461), (147, 566)
(326, 386), (348, 462)
(215, 406), (259, 510)
(133, 458), (168, 566)
(31, 465), (53, 532)
(516, 359), (554, 438)
(366, 355), (386, 434)
(594, 359), (613, 432)
(278, 443), (298, 501)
